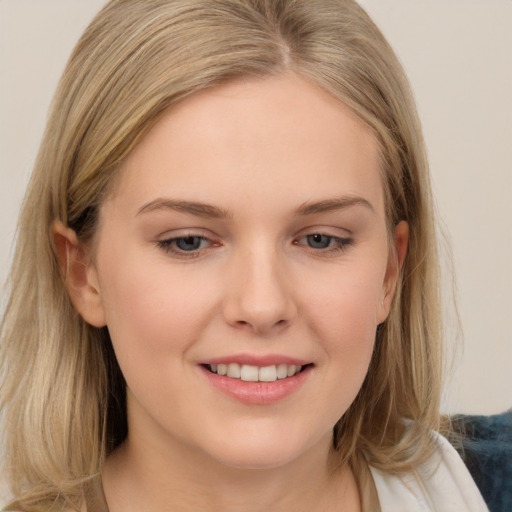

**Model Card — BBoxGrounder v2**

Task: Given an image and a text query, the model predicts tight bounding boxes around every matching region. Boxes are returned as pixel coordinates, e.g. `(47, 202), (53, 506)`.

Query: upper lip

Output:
(199, 353), (311, 367)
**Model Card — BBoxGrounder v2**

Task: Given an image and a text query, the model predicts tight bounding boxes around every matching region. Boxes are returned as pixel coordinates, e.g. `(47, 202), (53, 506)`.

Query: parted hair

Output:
(0, 0), (444, 509)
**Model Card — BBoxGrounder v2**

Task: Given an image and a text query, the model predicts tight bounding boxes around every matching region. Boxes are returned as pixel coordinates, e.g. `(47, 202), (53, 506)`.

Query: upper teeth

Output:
(209, 363), (302, 382)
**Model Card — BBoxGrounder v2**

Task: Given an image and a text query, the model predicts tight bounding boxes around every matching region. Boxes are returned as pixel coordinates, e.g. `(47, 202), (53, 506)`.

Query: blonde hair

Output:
(0, 0), (444, 509)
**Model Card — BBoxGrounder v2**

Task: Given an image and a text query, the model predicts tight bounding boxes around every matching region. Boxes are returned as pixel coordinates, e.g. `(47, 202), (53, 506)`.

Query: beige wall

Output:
(1, 0), (511, 414)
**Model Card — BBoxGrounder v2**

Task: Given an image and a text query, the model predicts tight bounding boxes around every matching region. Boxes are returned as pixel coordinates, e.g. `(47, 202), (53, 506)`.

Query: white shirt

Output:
(369, 432), (489, 511)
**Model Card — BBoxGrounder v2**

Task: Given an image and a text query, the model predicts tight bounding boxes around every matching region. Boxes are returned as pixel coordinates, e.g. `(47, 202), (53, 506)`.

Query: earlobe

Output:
(52, 221), (107, 327)
(378, 221), (409, 322)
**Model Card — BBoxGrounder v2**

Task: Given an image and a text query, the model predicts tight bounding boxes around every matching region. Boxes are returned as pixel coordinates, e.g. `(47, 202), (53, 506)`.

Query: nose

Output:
(222, 244), (297, 336)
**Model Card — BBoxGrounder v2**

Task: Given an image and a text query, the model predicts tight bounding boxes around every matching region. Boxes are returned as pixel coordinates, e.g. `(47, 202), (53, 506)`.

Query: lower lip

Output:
(200, 365), (312, 405)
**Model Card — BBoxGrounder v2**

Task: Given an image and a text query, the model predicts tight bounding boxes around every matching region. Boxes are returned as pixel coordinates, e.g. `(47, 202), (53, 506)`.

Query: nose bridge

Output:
(223, 237), (296, 334)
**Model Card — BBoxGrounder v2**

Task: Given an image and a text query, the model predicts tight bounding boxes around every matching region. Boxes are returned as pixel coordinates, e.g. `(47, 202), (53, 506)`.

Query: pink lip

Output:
(199, 363), (313, 406)
(199, 353), (310, 367)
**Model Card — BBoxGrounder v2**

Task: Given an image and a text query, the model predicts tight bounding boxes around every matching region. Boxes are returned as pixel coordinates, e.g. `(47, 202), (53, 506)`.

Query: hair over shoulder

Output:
(0, 0), (445, 509)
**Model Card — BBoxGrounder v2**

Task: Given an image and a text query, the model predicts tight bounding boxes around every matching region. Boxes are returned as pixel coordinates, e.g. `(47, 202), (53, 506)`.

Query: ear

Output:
(52, 221), (107, 327)
(378, 220), (409, 322)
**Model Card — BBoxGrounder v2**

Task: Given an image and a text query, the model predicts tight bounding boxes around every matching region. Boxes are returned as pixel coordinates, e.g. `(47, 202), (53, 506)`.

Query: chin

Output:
(201, 428), (330, 471)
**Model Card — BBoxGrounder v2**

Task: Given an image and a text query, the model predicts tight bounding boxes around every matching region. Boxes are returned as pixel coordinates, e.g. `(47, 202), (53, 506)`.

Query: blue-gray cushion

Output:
(451, 410), (512, 512)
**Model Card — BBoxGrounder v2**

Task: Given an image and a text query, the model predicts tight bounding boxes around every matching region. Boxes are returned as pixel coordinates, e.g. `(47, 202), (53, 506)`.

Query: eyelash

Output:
(156, 233), (353, 258)
(157, 235), (214, 258)
(294, 233), (353, 254)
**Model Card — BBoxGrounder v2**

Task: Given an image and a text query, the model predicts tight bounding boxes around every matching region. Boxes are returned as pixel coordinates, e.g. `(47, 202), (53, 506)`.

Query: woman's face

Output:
(77, 74), (404, 470)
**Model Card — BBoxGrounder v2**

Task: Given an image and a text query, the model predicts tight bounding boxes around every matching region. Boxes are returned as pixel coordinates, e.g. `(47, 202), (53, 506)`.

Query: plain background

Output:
(0, 0), (510, 415)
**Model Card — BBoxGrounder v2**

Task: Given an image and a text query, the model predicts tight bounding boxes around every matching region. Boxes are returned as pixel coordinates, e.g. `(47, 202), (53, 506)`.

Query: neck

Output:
(102, 431), (361, 512)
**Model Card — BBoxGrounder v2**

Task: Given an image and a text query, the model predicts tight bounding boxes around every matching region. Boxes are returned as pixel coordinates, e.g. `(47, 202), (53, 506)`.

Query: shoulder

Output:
(369, 432), (489, 512)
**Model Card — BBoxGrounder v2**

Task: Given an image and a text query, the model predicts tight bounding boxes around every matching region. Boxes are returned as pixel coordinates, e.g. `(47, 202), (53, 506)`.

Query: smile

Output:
(207, 363), (303, 382)
(199, 355), (313, 404)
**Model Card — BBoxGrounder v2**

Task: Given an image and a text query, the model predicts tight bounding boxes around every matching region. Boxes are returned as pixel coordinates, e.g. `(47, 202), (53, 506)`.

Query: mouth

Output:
(203, 363), (311, 382)
(199, 359), (313, 404)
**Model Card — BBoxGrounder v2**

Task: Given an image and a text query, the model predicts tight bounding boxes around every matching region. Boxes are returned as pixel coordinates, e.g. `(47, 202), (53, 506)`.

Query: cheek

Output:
(304, 260), (384, 340)
(322, 292), (378, 377)
(288, 273), (381, 430)
(97, 259), (219, 411)
(299, 260), (385, 392)
(97, 251), (219, 358)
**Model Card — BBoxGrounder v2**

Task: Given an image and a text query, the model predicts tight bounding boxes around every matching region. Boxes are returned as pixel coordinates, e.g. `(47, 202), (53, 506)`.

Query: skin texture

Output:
(55, 73), (408, 512)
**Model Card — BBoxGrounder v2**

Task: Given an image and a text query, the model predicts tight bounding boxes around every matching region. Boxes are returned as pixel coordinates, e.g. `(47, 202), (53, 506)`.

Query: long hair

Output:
(0, 0), (444, 508)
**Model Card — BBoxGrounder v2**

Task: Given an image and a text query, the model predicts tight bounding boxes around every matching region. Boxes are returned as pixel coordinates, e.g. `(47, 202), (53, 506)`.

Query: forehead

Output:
(108, 73), (384, 217)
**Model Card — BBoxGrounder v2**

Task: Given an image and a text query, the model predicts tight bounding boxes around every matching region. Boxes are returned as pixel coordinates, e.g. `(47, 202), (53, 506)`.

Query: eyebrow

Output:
(136, 195), (374, 219)
(295, 196), (375, 216)
(137, 198), (231, 219)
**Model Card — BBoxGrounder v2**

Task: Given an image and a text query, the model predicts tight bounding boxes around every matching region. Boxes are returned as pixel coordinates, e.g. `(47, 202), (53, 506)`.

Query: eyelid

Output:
(293, 225), (352, 240)
(294, 234), (352, 246)
(293, 228), (354, 255)
(156, 230), (221, 259)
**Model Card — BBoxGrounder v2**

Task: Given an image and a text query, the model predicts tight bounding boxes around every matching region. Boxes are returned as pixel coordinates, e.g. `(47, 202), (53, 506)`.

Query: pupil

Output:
(176, 236), (201, 251)
(308, 234), (330, 249)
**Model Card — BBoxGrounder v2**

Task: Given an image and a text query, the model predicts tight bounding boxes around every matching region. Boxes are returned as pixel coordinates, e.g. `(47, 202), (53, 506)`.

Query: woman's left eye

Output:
(295, 233), (352, 252)
(157, 235), (212, 255)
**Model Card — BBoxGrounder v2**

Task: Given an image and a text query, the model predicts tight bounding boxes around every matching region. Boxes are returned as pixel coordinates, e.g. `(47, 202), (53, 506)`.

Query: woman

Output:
(0, 0), (489, 510)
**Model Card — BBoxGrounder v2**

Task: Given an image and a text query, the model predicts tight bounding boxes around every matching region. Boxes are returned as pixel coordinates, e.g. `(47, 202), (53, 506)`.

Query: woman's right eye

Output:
(157, 235), (212, 257)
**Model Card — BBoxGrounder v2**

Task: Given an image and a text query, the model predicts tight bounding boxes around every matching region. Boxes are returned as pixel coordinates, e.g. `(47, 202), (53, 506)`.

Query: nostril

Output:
(231, 317), (289, 335)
